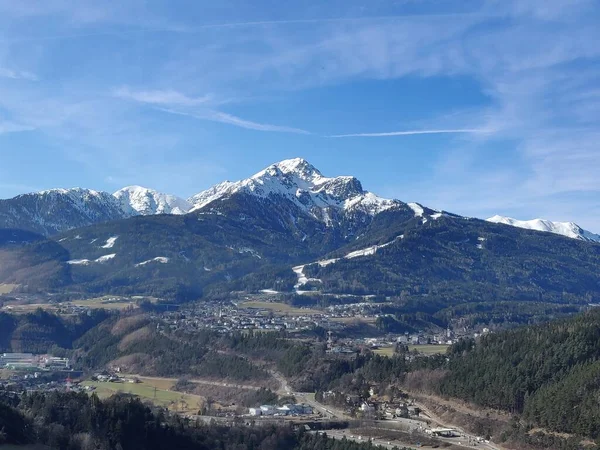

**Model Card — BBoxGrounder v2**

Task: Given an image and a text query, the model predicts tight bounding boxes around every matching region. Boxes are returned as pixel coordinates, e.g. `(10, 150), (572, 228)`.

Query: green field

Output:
(408, 344), (449, 355)
(373, 346), (396, 357)
(374, 344), (449, 357)
(81, 380), (202, 413)
(0, 283), (18, 294)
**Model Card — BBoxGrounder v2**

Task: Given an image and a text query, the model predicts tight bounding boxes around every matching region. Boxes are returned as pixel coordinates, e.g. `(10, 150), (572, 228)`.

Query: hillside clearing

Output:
(81, 380), (202, 414)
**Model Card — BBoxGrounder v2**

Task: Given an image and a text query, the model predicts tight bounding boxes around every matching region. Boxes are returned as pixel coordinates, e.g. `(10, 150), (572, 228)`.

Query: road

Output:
(271, 370), (351, 419)
(320, 429), (418, 450)
(271, 370), (502, 450)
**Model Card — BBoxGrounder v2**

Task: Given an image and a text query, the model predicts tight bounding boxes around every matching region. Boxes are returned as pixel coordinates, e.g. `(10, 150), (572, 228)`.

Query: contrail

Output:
(157, 107), (310, 134)
(329, 129), (492, 138)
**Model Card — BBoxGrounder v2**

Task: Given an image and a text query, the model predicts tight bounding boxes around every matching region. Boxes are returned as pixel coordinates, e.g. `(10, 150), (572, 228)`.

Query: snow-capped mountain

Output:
(0, 188), (128, 236)
(114, 186), (191, 216)
(486, 215), (600, 243)
(189, 158), (403, 226)
(0, 186), (191, 235)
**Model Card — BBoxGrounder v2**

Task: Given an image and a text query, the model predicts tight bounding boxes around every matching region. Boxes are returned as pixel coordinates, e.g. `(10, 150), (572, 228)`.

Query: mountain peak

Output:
(113, 186), (191, 216)
(189, 158), (398, 223)
(271, 157), (320, 176)
(487, 215), (600, 242)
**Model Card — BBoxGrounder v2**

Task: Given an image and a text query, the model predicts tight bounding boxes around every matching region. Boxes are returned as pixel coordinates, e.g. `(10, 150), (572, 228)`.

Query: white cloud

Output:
(330, 128), (492, 138)
(0, 67), (37, 81)
(115, 87), (211, 106)
(0, 121), (35, 134)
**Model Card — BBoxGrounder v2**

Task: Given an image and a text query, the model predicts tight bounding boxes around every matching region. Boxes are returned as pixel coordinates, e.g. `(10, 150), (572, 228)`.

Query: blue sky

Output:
(1, 0), (599, 230)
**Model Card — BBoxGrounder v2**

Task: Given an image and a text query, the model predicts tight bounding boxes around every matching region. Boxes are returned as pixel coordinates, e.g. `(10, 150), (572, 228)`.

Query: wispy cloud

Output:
(118, 87), (308, 133)
(329, 128), (492, 138)
(0, 121), (35, 134)
(0, 67), (37, 81)
(158, 107), (309, 134)
(115, 87), (211, 106)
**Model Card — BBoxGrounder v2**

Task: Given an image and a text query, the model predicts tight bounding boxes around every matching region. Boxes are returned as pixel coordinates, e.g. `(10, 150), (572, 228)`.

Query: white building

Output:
(249, 408), (262, 416)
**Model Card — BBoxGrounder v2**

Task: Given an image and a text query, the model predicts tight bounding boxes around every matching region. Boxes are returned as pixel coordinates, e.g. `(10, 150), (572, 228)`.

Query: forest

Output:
(0, 391), (410, 450)
(439, 308), (600, 439)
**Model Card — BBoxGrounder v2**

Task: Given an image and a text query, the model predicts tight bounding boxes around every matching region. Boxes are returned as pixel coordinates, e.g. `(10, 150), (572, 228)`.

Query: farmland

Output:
(81, 379), (203, 414)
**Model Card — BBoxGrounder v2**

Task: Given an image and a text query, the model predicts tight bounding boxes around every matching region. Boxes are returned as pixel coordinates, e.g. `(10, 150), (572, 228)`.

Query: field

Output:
(81, 379), (203, 414)
(331, 316), (377, 325)
(0, 295), (149, 314)
(0, 283), (18, 294)
(408, 344), (449, 355)
(373, 346), (396, 357)
(373, 344), (449, 357)
(241, 300), (321, 316)
(70, 296), (142, 310)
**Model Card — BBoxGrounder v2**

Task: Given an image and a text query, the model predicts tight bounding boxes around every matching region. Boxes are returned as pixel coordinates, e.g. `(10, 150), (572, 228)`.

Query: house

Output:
(249, 408), (262, 416)
(395, 405), (409, 418)
(360, 402), (375, 412)
(260, 405), (276, 416)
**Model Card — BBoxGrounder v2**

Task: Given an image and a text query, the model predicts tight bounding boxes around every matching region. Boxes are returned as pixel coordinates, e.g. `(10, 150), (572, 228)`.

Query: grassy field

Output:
(374, 344), (450, 357)
(0, 283), (18, 294)
(331, 316), (377, 325)
(408, 344), (450, 355)
(70, 296), (141, 310)
(1, 295), (148, 313)
(241, 300), (321, 316)
(81, 380), (203, 414)
(373, 346), (396, 357)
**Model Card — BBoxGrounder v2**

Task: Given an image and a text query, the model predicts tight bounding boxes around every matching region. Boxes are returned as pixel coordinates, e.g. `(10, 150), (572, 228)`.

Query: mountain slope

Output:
(0, 186), (192, 236)
(487, 215), (600, 242)
(440, 309), (600, 439)
(0, 158), (599, 306)
(114, 185), (191, 215)
(290, 214), (600, 303)
(0, 189), (127, 235)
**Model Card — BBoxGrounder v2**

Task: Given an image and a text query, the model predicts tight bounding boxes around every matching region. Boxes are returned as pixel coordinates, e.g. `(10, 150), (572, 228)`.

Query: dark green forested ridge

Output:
(0, 308), (109, 353)
(0, 195), (599, 308)
(439, 308), (600, 438)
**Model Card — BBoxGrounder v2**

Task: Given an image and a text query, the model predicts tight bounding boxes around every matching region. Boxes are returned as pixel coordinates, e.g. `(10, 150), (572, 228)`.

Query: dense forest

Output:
(437, 309), (600, 439)
(0, 309), (109, 353)
(71, 316), (269, 382)
(0, 391), (410, 450)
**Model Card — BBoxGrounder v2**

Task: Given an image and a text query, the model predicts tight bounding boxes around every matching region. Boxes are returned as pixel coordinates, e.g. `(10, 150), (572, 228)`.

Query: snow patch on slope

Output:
(293, 235), (405, 289)
(135, 257), (170, 266)
(408, 202), (424, 217)
(487, 215), (600, 242)
(67, 253), (116, 265)
(101, 236), (118, 248)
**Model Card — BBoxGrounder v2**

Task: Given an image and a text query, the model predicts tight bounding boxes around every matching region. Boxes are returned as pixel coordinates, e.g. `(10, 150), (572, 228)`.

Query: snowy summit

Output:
(188, 157), (400, 225)
(113, 186), (191, 216)
(486, 215), (600, 243)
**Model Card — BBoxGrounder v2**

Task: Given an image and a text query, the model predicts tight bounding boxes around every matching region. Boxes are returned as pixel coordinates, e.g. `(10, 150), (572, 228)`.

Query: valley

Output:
(1, 159), (600, 450)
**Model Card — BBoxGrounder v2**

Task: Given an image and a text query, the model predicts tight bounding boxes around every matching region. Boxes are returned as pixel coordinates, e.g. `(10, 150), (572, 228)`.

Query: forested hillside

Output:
(305, 216), (600, 303)
(0, 391), (405, 450)
(440, 309), (600, 438)
(0, 309), (108, 353)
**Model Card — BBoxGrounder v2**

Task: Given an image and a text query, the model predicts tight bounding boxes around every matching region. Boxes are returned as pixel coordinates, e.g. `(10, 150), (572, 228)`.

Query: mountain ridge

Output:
(487, 215), (600, 243)
(0, 158), (598, 241)
(0, 158), (599, 306)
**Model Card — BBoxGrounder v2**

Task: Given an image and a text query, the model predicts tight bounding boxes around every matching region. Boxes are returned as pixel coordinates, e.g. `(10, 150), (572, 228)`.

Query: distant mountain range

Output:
(1, 157), (597, 242)
(486, 215), (600, 243)
(0, 158), (599, 306)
